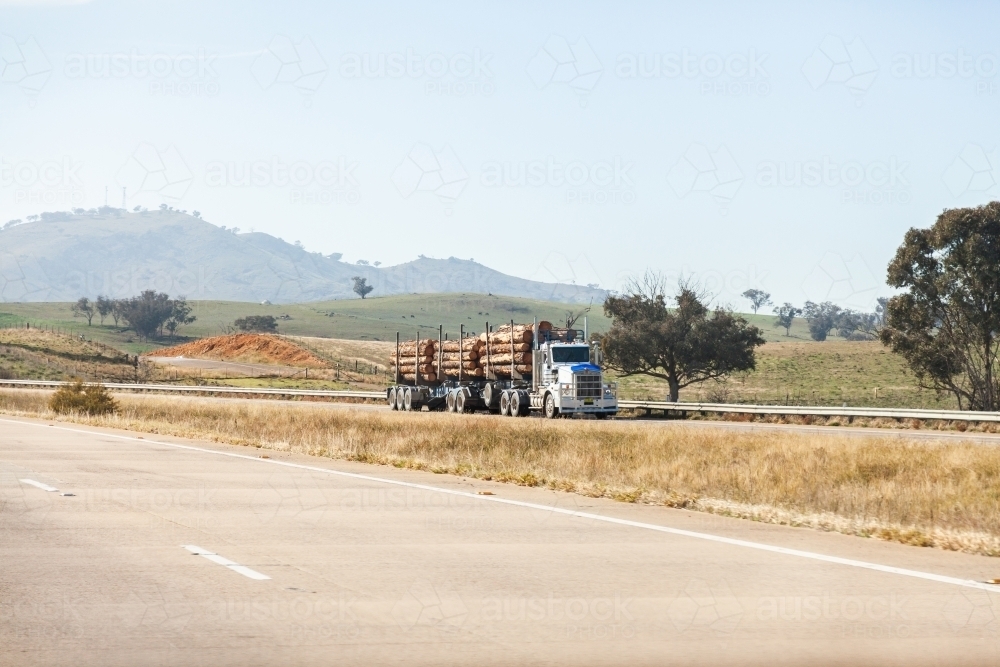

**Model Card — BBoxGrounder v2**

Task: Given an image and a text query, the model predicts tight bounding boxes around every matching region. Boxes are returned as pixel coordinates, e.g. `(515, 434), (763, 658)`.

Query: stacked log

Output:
(389, 336), (485, 380)
(389, 322), (552, 382)
(478, 322), (550, 376)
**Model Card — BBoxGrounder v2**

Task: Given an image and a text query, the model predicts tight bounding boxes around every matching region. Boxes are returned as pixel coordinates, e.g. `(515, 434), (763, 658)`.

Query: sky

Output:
(1, 0), (998, 311)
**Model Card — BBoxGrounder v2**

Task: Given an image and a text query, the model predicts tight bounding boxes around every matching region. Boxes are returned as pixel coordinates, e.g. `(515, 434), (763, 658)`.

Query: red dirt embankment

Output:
(147, 334), (327, 368)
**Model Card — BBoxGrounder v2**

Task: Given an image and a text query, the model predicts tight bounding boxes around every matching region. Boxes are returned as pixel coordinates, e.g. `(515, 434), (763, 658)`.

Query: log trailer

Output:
(386, 318), (618, 419)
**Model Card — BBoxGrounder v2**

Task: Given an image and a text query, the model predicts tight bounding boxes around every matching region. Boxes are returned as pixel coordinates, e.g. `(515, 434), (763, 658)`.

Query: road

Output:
(3, 416), (1000, 666)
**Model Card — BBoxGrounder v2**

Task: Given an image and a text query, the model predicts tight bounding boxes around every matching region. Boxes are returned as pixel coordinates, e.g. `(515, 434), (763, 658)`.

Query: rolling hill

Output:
(0, 208), (606, 304)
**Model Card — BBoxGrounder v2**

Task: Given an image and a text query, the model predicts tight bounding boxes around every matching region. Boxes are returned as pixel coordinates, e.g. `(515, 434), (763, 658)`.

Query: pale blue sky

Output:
(2, 0), (998, 310)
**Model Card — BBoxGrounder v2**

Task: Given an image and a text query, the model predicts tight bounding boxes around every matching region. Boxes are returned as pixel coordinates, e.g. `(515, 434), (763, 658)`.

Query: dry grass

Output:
(289, 336), (393, 369)
(3, 388), (1000, 557)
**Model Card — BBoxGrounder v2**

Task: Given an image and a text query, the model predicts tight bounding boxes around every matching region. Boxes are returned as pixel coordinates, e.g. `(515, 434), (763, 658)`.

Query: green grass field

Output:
(3, 295), (929, 408)
(612, 340), (952, 409)
(0, 293), (612, 353)
(0, 295), (815, 352)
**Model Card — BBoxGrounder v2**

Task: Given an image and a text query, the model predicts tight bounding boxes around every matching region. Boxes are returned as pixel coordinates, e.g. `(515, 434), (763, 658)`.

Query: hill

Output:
(0, 209), (605, 304)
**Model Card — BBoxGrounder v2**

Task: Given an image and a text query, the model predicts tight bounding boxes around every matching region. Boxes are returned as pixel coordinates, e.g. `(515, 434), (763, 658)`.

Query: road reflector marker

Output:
(20, 479), (58, 492)
(183, 545), (270, 580)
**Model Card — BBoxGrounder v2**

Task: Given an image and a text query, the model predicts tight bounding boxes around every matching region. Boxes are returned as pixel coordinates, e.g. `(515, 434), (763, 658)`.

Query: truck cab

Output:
(533, 339), (618, 418)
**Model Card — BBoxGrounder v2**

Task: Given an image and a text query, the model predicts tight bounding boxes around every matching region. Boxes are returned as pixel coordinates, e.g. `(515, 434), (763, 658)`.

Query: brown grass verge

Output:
(3, 388), (1000, 557)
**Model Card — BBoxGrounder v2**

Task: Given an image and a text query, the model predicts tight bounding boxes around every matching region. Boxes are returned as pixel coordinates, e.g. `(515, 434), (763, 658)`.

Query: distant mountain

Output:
(0, 209), (606, 304)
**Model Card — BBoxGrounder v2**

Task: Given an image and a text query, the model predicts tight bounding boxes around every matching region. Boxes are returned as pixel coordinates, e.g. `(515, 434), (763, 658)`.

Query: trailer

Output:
(386, 318), (618, 419)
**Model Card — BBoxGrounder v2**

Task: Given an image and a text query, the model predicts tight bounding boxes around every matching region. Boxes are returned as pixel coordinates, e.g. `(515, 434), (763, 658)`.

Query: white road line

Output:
(6, 417), (1000, 595)
(20, 478), (58, 492)
(183, 545), (270, 580)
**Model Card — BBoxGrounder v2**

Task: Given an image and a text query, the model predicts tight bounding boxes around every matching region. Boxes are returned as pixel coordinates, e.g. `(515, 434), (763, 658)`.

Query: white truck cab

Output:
(533, 341), (618, 419)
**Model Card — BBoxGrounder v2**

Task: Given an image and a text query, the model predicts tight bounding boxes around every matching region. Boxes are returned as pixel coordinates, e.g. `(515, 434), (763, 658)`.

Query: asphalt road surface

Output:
(4, 416), (1000, 666)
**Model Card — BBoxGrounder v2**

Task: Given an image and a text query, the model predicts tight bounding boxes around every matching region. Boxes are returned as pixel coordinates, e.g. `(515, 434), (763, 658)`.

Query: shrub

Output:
(234, 315), (278, 333)
(49, 379), (119, 416)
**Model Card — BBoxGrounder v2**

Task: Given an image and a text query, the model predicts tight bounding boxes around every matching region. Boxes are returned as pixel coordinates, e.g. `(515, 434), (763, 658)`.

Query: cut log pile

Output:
(388, 321), (552, 382)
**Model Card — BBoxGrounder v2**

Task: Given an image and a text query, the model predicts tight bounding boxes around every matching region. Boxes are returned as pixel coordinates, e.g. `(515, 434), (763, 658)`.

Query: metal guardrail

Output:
(0, 379), (385, 400)
(617, 400), (1000, 423)
(3, 379), (999, 422)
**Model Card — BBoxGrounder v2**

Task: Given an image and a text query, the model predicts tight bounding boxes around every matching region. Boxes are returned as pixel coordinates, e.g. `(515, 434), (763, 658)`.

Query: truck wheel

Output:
(387, 387), (397, 410)
(483, 382), (498, 409)
(499, 391), (511, 417)
(403, 388), (413, 411)
(446, 390), (456, 412)
(456, 391), (467, 413)
(544, 393), (558, 419)
(594, 412), (608, 420)
(515, 391), (530, 417)
(395, 388), (406, 411)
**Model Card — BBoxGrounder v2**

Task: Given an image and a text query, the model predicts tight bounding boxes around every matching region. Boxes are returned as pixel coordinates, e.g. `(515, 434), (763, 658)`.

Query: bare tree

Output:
(565, 300), (593, 329)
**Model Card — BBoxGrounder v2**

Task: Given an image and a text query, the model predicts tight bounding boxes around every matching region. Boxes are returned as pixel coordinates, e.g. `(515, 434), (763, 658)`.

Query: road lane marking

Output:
(183, 545), (270, 580)
(20, 478), (58, 492)
(7, 417), (1000, 595)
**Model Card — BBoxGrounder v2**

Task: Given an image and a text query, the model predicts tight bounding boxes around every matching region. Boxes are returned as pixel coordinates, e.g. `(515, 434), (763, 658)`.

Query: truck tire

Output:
(387, 387), (397, 410)
(403, 387), (413, 411)
(594, 412), (608, 420)
(499, 391), (511, 417)
(482, 382), (498, 409)
(456, 390), (467, 413)
(395, 388), (406, 412)
(514, 390), (530, 417)
(544, 393), (558, 419)
(446, 390), (456, 412)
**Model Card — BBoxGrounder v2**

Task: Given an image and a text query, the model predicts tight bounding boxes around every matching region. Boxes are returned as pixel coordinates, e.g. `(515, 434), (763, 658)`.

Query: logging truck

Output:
(386, 318), (618, 419)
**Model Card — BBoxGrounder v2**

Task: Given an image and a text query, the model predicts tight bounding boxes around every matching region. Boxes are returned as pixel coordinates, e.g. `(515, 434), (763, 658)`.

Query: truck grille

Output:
(574, 372), (602, 399)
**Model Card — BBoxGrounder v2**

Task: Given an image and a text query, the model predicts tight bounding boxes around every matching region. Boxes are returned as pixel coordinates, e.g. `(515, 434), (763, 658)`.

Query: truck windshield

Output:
(551, 347), (590, 363)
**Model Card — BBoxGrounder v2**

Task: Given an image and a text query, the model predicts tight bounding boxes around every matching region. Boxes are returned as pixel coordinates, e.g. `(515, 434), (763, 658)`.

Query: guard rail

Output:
(3, 379), (997, 422)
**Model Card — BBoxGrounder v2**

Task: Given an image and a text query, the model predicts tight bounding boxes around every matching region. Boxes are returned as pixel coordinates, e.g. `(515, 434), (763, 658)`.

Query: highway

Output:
(3, 416), (1000, 666)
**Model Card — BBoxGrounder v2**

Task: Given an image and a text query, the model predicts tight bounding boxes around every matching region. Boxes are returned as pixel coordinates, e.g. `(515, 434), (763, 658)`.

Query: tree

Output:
(164, 298), (196, 338)
(803, 301), (841, 341)
(565, 301), (593, 329)
(109, 299), (124, 327)
(773, 303), (801, 336)
(352, 276), (374, 299)
(600, 273), (765, 402)
(741, 289), (772, 314)
(234, 315), (278, 333)
(95, 295), (113, 325)
(880, 203), (1000, 410)
(118, 291), (172, 340)
(71, 297), (95, 326)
